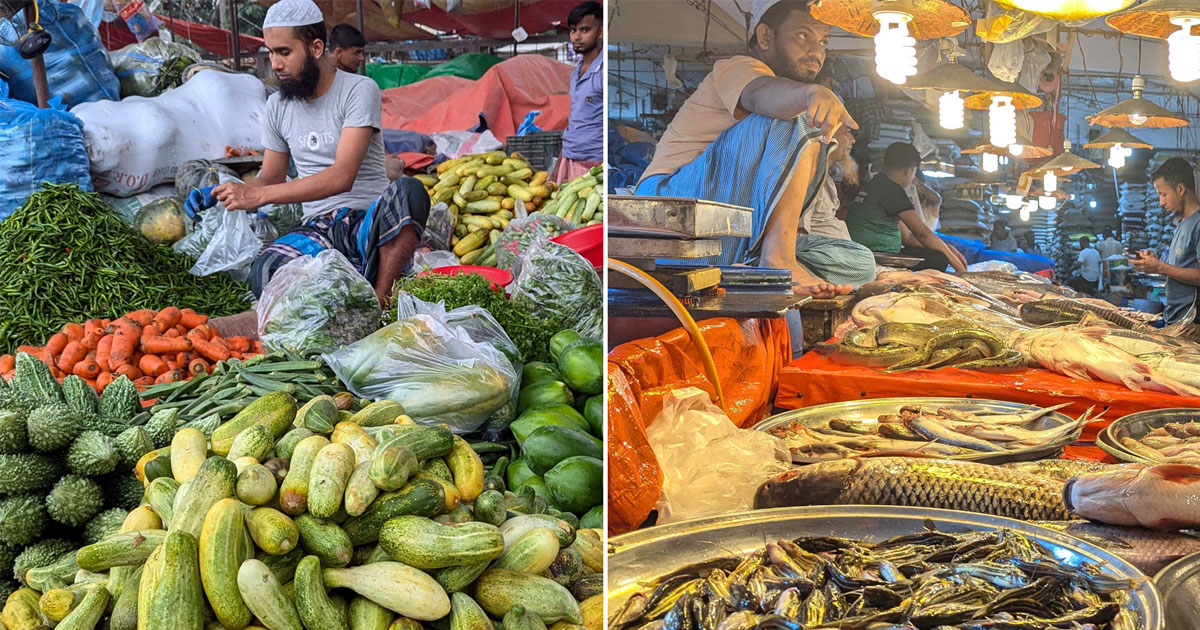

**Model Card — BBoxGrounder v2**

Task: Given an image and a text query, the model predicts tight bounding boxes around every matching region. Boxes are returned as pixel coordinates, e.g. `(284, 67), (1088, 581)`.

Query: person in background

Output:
(990, 219), (1017, 252)
(1097, 227), (1124, 260)
(551, 0), (603, 183)
(184, 0), (429, 305)
(1131, 158), (1200, 326)
(636, 0), (869, 297)
(844, 142), (967, 272)
(899, 172), (942, 247)
(1018, 232), (1043, 257)
(1069, 236), (1101, 295)
(328, 24), (366, 74)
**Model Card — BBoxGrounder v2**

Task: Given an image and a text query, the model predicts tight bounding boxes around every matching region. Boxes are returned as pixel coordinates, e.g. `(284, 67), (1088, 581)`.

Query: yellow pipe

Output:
(606, 258), (725, 414)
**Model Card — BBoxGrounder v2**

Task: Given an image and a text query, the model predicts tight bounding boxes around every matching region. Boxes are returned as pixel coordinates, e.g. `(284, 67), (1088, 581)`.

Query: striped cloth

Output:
(636, 113), (827, 266)
(248, 177), (430, 297)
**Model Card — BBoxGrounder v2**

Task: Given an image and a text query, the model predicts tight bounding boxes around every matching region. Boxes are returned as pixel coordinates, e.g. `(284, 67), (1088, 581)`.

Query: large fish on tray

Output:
(1035, 521), (1200, 575)
(754, 457), (1074, 521)
(1064, 462), (1200, 529)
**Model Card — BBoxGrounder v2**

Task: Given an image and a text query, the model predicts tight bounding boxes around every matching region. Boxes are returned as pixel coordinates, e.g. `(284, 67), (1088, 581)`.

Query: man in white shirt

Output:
(1097, 227), (1125, 260)
(1069, 236), (1102, 295)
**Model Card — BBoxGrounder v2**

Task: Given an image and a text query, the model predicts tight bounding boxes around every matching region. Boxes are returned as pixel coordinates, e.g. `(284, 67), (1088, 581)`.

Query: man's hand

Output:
(184, 186), (217, 219)
(801, 84), (858, 143)
(1131, 249), (1164, 274)
(213, 182), (264, 212)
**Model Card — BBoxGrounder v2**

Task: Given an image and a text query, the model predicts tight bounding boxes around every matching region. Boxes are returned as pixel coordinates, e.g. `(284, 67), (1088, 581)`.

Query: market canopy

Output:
(260, 0), (578, 41)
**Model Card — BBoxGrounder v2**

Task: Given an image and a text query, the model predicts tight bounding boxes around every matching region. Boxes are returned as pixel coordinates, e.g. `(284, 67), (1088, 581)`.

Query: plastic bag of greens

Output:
(511, 239), (601, 339)
(111, 37), (200, 98)
(494, 213), (574, 271)
(395, 293), (521, 372)
(257, 249), (382, 356)
(324, 308), (519, 433)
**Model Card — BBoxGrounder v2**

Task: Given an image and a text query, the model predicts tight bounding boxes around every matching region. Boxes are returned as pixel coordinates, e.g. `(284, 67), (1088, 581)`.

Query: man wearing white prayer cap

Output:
(185, 0), (430, 306)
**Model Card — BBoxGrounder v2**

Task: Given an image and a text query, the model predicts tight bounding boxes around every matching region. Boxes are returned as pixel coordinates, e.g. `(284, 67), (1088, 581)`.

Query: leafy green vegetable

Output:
(391, 273), (561, 364)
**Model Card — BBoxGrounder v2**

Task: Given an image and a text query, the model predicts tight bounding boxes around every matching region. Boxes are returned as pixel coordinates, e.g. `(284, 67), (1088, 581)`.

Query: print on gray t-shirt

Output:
(262, 70), (390, 223)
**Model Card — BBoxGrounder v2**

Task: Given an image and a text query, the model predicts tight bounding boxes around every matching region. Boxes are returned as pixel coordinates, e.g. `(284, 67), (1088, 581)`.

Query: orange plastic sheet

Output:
(607, 317), (791, 536)
(777, 351), (1200, 441)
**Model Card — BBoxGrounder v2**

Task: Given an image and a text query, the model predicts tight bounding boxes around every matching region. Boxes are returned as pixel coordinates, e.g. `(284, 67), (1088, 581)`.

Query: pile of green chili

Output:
(0, 184), (251, 353)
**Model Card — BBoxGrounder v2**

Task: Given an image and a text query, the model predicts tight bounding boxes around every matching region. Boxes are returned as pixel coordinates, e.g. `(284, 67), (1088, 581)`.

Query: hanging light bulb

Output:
(1009, 143), (1025, 157)
(982, 153), (999, 173)
(1020, 206), (1031, 222)
(1005, 194), (1024, 210)
(1043, 171), (1057, 193)
(1108, 143), (1130, 168)
(873, 11), (918, 85)
(1129, 112), (1149, 126)
(989, 95), (1017, 148)
(1167, 15), (1200, 83)
(939, 90), (965, 129)
(1039, 195), (1056, 210)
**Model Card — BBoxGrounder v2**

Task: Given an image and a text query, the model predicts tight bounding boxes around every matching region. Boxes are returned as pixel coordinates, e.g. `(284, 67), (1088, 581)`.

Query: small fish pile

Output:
(1115, 421), (1200, 463)
(822, 321), (1025, 373)
(609, 527), (1136, 630)
(767, 404), (1085, 462)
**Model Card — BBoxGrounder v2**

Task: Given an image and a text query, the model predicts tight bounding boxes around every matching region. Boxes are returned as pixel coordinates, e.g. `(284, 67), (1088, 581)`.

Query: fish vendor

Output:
(183, 0), (430, 306)
(551, 1), (604, 184)
(634, 0), (876, 298)
(1132, 158), (1200, 328)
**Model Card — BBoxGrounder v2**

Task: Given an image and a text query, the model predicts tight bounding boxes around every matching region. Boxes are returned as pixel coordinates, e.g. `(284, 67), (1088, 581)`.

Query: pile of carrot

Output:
(0, 307), (262, 393)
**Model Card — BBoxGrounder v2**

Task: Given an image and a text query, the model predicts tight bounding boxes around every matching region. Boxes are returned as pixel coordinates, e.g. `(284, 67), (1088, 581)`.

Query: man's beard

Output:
(770, 52), (822, 83)
(573, 39), (598, 55)
(279, 52), (322, 101)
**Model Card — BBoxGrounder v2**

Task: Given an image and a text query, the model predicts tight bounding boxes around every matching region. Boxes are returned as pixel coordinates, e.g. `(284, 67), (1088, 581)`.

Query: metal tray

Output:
(607, 195), (754, 239)
(1097, 424), (1154, 464)
(1155, 553), (1200, 630)
(1106, 408), (1200, 464)
(873, 252), (923, 268)
(609, 506), (1163, 630)
(755, 397), (1078, 464)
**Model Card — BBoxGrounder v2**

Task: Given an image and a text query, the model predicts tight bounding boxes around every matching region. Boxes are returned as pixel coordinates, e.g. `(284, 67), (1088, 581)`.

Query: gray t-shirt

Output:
(1164, 210), (1200, 324)
(262, 70), (390, 222)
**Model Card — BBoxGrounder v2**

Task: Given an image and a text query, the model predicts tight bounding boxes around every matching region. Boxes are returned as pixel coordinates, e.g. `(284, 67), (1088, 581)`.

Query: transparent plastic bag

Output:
(257, 249), (383, 356)
(511, 239), (602, 339)
(111, 37), (199, 97)
(422, 202), (454, 251)
(412, 249), (460, 271)
(189, 207), (261, 280)
(175, 159), (237, 199)
(395, 293), (521, 372)
(648, 387), (791, 524)
(495, 213), (575, 271)
(324, 311), (519, 433)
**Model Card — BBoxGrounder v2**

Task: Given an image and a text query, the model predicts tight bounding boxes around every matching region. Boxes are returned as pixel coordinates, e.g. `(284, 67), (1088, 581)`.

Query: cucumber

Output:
(544, 457), (601, 516)
(331, 422), (378, 468)
(450, 592), (493, 630)
(369, 445), (418, 492)
(275, 428), (315, 460)
(54, 584), (109, 630)
(257, 546), (304, 585)
(323, 562), (450, 621)
(472, 490), (506, 527)
(547, 548), (584, 587)
(308, 443), (356, 518)
(109, 567), (142, 630)
(446, 436), (485, 502)
(503, 606), (547, 630)
(294, 556), (350, 630)
(571, 573), (603, 601)
(434, 504), (475, 525)
(137, 545), (163, 630)
(349, 595), (393, 630)
(580, 595), (601, 630)
(389, 618), (423, 630)
(280, 435), (330, 516)
(228, 424), (276, 462)
(570, 529), (602, 573)
(237, 464), (279, 506)
(345, 461), (379, 517)
(246, 507), (300, 556)
(141, 448), (174, 484)
(375, 426), (453, 461)
(343, 479), (445, 546)
(493, 528), (559, 574)
(148, 531), (204, 630)
(199, 499), (251, 629)
(418, 471), (462, 512)
(423, 457), (455, 483)
(499, 514), (575, 549)
(294, 514), (353, 567)
(211, 391), (297, 456)
(40, 586), (84, 623)
(435, 561), (490, 594)
(76, 529), (168, 572)
(473, 570), (582, 624)
(238, 559), (303, 630)
(522, 427), (602, 476)
(295, 396), (338, 434)
(170, 428), (207, 483)
(378, 517), (504, 570)
(349, 401), (406, 427)
(3, 587), (43, 630)
(170, 456), (237, 538)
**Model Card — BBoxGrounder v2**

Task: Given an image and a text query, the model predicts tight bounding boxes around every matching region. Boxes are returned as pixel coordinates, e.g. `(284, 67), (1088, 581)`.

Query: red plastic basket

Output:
(423, 265), (514, 289)
(551, 224), (604, 269)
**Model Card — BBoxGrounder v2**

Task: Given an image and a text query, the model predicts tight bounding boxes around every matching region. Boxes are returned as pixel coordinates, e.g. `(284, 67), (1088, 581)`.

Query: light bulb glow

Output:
(989, 95), (1017, 148)
(1039, 195), (1056, 210)
(873, 11), (918, 85)
(1023, 199), (1037, 213)
(1130, 112), (1149, 126)
(1043, 171), (1057, 192)
(1005, 194), (1024, 210)
(1009, 143), (1024, 157)
(982, 153), (999, 173)
(939, 90), (964, 129)
(1108, 143), (1132, 168)
(1020, 207), (1031, 222)
(1168, 16), (1200, 83)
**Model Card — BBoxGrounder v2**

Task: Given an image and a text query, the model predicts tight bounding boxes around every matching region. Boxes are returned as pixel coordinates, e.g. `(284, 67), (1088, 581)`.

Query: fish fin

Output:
(1148, 463), (1200, 483)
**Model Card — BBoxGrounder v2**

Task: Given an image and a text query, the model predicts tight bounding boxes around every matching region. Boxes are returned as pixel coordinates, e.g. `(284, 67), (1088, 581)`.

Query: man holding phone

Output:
(1131, 158), (1200, 325)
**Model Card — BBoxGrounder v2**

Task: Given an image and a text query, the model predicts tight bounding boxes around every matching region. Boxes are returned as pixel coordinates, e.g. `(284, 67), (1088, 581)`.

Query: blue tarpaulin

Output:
(939, 232), (1054, 273)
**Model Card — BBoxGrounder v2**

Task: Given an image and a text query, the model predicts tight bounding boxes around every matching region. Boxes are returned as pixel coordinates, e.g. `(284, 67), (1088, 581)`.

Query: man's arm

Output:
(898, 209), (966, 272)
(739, 77), (856, 141)
(244, 149), (290, 188)
(1132, 250), (1200, 286)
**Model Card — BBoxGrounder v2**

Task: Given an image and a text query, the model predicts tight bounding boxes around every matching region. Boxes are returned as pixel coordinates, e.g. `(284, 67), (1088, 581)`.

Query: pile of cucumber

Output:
(1, 390), (602, 630)
(503, 331), (603, 525)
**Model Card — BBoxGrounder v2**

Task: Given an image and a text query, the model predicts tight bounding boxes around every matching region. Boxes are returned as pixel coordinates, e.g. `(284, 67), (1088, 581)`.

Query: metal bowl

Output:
(1097, 423), (1155, 464)
(756, 397), (1078, 465)
(609, 506), (1163, 630)
(609, 506), (1162, 629)
(1155, 552), (1200, 630)
(1106, 408), (1200, 464)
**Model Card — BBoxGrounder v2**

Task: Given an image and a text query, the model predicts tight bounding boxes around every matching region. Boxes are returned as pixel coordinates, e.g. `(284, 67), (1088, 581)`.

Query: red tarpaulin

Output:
(405, 0), (576, 39)
(381, 54), (570, 139)
(100, 15), (265, 56)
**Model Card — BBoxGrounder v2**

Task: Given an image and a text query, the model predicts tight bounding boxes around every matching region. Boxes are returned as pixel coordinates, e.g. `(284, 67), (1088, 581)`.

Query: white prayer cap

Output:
(263, 0), (325, 29)
(751, 0), (782, 33)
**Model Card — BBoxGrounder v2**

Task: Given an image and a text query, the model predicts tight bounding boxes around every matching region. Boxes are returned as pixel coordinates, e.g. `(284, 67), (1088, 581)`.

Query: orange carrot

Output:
(96, 372), (113, 392)
(154, 370), (183, 384)
(176, 352), (190, 366)
(179, 309), (208, 329)
(95, 334), (113, 372)
(72, 358), (100, 380)
(115, 364), (142, 380)
(187, 324), (214, 342)
(191, 337), (230, 362)
(229, 351), (243, 360)
(154, 307), (182, 331)
(56, 341), (87, 373)
(82, 320), (104, 347)
(34, 348), (53, 367)
(108, 319), (142, 367)
(15, 345), (39, 357)
(45, 333), (69, 359)
(210, 337), (230, 351)
(226, 336), (251, 353)
(165, 360), (180, 371)
(163, 328), (181, 339)
(82, 377), (97, 390)
(138, 354), (168, 378)
(135, 376), (155, 388)
(173, 324), (188, 336)
(127, 309), (156, 327)
(141, 336), (191, 354)
(188, 357), (210, 375)
(61, 323), (84, 342)
(0, 356), (12, 373)
(252, 340), (263, 354)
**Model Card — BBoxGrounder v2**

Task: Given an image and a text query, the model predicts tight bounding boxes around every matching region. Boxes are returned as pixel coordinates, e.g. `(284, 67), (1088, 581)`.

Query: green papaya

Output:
(520, 363), (561, 387)
(582, 397), (602, 437)
(511, 406), (589, 443)
(517, 381), (573, 414)
(548, 331), (582, 361)
(556, 339), (601, 396)
(522, 426), (602, 476)
(544, 456), (602, 516)
(506, 458), (537, 491)
(580, 506), (602, 529)
(516, 476), (560, 511)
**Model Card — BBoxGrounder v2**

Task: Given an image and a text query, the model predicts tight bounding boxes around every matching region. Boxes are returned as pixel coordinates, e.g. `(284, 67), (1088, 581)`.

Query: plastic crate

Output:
(505, 131), (563, 172)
